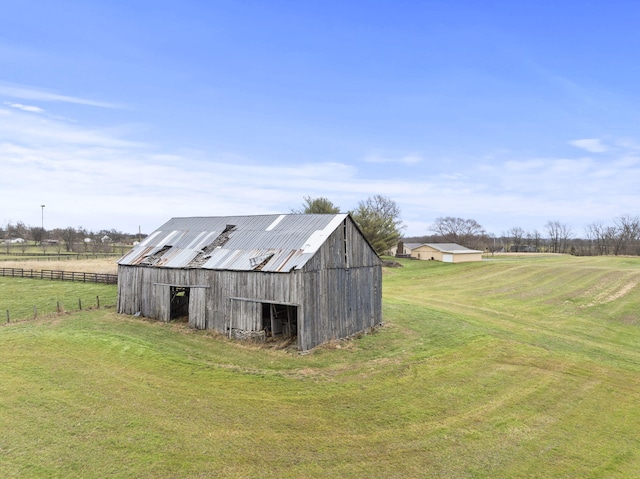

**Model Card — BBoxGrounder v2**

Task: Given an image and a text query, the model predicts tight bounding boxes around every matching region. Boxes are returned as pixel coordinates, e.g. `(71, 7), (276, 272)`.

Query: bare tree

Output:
(9, 221), (28, 241)
(585, 216), (639, 256)
(55, 238), (63, 254)
(507, 227), (525, 252)
(586, 221), (610, 255)
(60, 227), (78, 252)
(546, 221), (560, 253)
(531, 230), (542, 251)
(560, 223), (573, 253)
(613, 215), (640, 255)
(524, 229), (542, 252)
(18, 238), (28, 254)
(545, 221), (573, 254)
(429, 217), (485, 248)
(545, 220), (573, 253)
(29, 226), (46, 245)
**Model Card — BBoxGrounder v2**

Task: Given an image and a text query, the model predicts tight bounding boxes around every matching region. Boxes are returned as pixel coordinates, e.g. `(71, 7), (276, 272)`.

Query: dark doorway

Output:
(170, 286), (190, 321)
(261, 303), (297, 339)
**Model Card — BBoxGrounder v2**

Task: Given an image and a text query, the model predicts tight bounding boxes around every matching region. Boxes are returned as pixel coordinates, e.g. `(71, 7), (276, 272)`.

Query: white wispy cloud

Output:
(569, 138), (608, 153)
(0, 106), (144, 148)
(504, 159), (546, 171)
(4, 102), (45, 113)
(363, 153), (423, 165)
(0, 82), (121, 109)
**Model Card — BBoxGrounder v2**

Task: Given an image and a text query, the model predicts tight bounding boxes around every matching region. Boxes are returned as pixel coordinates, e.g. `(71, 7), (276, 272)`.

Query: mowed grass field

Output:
(1, 255), (640, 478)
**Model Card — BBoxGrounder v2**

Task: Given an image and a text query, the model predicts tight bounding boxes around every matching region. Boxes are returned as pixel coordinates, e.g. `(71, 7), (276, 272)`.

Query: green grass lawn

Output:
(1, 255), (640, 478)
(0, 278), (117, 321)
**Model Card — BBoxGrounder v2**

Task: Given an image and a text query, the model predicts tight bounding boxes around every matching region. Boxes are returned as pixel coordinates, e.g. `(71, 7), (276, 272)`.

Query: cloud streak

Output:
(569, 138), (608, 153)
(4, 102), (45, 113)
(363, 153), (423, 165)
(0, 82), (121, 109)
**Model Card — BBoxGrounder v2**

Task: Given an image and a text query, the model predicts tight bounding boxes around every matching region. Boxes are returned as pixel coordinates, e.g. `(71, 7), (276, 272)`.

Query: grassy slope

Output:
(1, 256), (640, 478)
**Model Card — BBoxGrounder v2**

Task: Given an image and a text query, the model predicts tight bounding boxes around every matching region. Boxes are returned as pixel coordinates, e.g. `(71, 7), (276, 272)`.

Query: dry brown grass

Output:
(0, 257), (118, 274)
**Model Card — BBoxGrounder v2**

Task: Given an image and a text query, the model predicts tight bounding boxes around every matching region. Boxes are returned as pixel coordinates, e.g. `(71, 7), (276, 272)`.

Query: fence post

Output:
(79, 298), (82, 310)
(96, 296), (100, 309)
(6, 310), (9, 323)
(33, 306), (37, 319)
(57, 301), (61, 313)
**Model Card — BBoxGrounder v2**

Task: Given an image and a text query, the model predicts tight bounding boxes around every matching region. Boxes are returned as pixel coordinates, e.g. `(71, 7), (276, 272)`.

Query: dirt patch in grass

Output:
(582, 273), (640, 307)
(601, 280), (639, 303)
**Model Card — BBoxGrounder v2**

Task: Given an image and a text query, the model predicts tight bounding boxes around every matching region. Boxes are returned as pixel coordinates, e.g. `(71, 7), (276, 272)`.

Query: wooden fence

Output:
(0, 268), (117, 284)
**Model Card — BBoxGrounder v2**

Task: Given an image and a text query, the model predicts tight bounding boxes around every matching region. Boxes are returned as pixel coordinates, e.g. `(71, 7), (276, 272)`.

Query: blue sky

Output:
(2, 1), (639, 237)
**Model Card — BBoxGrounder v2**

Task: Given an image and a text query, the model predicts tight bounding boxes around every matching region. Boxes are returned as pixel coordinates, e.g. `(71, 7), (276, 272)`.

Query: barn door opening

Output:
(262, 303), (297, 339)
(170, 286), (190, 322)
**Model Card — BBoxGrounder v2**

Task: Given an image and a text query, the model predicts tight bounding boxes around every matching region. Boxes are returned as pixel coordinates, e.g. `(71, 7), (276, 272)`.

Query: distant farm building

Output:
(389, 242), (423, 257)
(394, 241), (483, 263)
(117, 214), (382, 351)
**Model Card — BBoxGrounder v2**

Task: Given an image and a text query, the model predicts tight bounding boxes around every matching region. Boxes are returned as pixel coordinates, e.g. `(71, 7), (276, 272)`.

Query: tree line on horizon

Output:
(0, 222), (137, 255)
(2, 201), (638, 257)
(293, 197), (640, 257)
(406, 215), (640, 257)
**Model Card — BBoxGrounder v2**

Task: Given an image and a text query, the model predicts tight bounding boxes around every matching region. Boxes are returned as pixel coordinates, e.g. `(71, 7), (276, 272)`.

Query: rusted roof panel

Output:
(118, 214), (349, 272)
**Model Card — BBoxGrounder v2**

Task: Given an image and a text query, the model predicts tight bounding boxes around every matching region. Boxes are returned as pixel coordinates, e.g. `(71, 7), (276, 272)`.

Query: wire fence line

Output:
(0, 267), (117, 284)
(4, 295), (115, 324)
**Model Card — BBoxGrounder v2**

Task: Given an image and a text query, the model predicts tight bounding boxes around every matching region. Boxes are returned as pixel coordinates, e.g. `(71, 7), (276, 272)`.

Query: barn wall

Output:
(118, 265), (200, 319)
(189, 287), (207, 329)
(118, 264), (304, 337)
(189, 268), (303, 333)
(299, 219), (382, 350)
(299, 265), (381, 351)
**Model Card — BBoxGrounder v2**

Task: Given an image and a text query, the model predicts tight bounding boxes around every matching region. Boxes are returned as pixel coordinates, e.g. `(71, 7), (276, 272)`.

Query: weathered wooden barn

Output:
(117, 214), (382, 351)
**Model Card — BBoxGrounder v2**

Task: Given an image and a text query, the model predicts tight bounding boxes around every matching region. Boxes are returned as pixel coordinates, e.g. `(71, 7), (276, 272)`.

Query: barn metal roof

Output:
(118, 214), (349, 272)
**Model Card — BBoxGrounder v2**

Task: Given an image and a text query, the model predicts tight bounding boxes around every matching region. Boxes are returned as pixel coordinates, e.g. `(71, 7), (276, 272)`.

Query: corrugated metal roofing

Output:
(118, 214), (350, 272)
